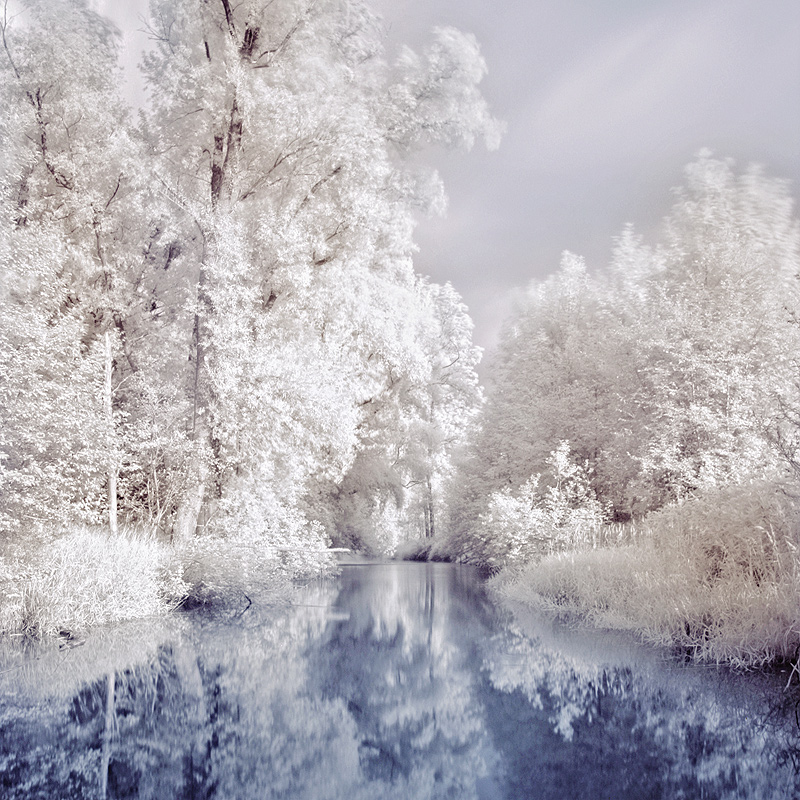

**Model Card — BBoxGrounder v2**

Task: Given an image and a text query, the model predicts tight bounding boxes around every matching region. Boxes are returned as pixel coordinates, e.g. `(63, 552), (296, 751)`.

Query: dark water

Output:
(1, 561), (799, 799)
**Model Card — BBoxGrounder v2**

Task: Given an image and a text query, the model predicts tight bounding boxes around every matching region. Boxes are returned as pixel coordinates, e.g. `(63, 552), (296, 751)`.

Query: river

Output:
(1, 561), (799, 799)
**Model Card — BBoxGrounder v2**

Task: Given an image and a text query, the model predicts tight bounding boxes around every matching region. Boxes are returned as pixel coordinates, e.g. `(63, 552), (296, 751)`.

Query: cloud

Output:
(523, 0), (792, 170)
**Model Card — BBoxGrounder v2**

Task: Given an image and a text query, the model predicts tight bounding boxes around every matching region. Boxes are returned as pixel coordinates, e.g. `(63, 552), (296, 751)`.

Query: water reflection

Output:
(0, 563), (799, 799)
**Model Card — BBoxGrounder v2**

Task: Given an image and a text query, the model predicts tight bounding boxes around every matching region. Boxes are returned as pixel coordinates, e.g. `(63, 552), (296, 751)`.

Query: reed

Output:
(0, 518), (341, 639)
(496, 482), (800, 669)
(11, 526), (186, 639)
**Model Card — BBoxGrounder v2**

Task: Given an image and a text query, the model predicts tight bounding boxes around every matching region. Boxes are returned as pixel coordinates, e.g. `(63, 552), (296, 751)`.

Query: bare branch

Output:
(1, 0), (21, 79)
(253, 5), (314, 68)
(140, 11), (174, 53)
(104, 174), (123, 210)
(297, 164), (343, 212)
(220, 0), (236, 38)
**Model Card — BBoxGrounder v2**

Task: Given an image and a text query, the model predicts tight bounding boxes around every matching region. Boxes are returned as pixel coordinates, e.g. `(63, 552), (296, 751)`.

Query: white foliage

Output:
(475, 443), (607, 569)
(443, 153), (800, 569)
(0, 0), (497, 561)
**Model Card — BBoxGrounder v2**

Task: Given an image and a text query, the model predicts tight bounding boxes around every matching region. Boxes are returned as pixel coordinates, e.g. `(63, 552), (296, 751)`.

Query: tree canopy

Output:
(439, 153), (800, 567)
(0, 0), (499, 555)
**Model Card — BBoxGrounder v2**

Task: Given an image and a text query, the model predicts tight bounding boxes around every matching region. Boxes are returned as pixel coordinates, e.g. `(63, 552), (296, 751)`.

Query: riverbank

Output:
(489, 482), (800, 671)
(0, 526), (336, 639)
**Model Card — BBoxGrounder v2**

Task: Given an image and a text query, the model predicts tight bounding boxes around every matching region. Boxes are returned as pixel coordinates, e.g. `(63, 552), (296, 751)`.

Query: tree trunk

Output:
(104, 331), (118, 535)
(424, 475), (435, 539)
(172, 89), (244, 543)
(172, 445), (209, 543)
(171, 297), (210, 544)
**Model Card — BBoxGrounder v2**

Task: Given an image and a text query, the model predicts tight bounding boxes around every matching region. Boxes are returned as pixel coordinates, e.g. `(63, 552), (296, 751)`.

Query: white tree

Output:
(639, 153), (800, 501)
(442, 154), (800, 566)
(0, 0), (500, 553)
(140, 0), (501, 547)
(0, 0), (148, 534)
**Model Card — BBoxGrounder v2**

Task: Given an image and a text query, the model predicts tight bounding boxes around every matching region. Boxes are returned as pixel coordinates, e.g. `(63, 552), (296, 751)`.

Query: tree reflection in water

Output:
(0, 563), (799, 799)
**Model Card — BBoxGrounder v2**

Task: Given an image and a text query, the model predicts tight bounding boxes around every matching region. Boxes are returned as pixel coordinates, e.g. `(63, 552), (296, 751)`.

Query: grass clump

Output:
(1, 514), (340, 639)
(496, 481), (800, 669)
(11, 527), (187, 639)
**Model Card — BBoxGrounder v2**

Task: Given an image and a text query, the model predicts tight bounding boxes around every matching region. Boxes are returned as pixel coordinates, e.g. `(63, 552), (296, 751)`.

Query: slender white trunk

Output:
(424, 475), (435, 539)
(172, 279), (210, 543)
(173, 451), (208, 543)
(105, 331), (118, 535)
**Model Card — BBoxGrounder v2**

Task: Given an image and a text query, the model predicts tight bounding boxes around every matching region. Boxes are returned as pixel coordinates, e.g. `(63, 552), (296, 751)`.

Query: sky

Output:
(100, 0), (800, 358)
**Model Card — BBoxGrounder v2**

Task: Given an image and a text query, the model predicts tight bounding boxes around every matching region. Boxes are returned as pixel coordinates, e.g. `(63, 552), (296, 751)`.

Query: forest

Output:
(1, 0), (799, 670)
(0, 0), (499, 634)
(441, 153), (800, 667)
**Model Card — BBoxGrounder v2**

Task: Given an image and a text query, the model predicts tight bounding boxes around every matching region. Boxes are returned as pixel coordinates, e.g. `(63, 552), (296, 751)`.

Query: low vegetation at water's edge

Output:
(492, 483), (800, 670)
(0, 526), (337, 639)
(1, 529), (179, 638)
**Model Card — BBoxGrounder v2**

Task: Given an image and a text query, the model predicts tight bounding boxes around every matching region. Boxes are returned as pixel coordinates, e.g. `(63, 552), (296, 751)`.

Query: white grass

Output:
(0, 517), (342, 639)
(495, 482), (800, 669)
(11, 527), (187, 638)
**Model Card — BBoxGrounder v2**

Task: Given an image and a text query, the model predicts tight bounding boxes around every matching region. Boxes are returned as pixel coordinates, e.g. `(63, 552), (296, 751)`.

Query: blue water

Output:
(1, 561), (798, 799)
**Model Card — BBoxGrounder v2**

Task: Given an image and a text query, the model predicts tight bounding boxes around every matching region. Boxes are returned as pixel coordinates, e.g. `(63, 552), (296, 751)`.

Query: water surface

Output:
(1, 562), (799, 799)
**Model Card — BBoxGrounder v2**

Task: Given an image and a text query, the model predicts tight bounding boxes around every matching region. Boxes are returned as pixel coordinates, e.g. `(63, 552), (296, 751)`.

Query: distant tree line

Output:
(441, 152), (800, 567)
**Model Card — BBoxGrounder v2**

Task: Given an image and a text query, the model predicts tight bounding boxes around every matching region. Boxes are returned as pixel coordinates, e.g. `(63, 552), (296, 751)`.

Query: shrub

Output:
(396, 538), (433, 562)
(175, 499), (338, 609)
(176, 533), (291, 609)
(16, 527), (187, 638)
(647, 481), (799, 590)
(497, 481), (800, 668)
(0, 553), (22, 635)
(2, 498), (342, 638)
(468, 442), (607, 570)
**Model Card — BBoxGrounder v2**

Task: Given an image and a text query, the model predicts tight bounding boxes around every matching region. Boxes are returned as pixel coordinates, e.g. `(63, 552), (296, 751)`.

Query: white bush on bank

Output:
(3, 512), (338, 638)
(468, 442), (607, 569)
(178, 501), (337, 608)
(14, 528), (187, 638)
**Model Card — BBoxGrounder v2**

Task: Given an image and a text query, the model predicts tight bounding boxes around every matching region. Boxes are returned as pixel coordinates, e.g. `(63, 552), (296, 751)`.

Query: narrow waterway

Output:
(1, 561), (799, 799)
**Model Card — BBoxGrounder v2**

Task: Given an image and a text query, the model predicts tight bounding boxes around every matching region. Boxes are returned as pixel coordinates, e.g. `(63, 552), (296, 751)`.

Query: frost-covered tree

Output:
(0, 0), (147, 533)
(442, 154), (800, 566)
(140, 0), (499, 548)
(327, 279), (483, 553)
(640, 153), (800, 502)
(0, 0), (498, 556)
(413, 281), (483, 540)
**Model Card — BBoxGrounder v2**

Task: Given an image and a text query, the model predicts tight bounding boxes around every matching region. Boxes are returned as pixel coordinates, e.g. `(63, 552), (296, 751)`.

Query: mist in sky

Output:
(103, 0), (800, 356)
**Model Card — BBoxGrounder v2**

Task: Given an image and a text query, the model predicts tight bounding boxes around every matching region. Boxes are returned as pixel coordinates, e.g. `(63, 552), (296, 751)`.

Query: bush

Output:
(0, 553), (22, 635)
(209, 482), (339, 579)
(463, 442), (607, 570)
(395, 538), (434, 562)
(1, 503), (340, 638)
(9, 531), (338, 638)
(14, 527), (187, 638)
(497, 481), (800, 668)
(175, 533), (297, 610)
